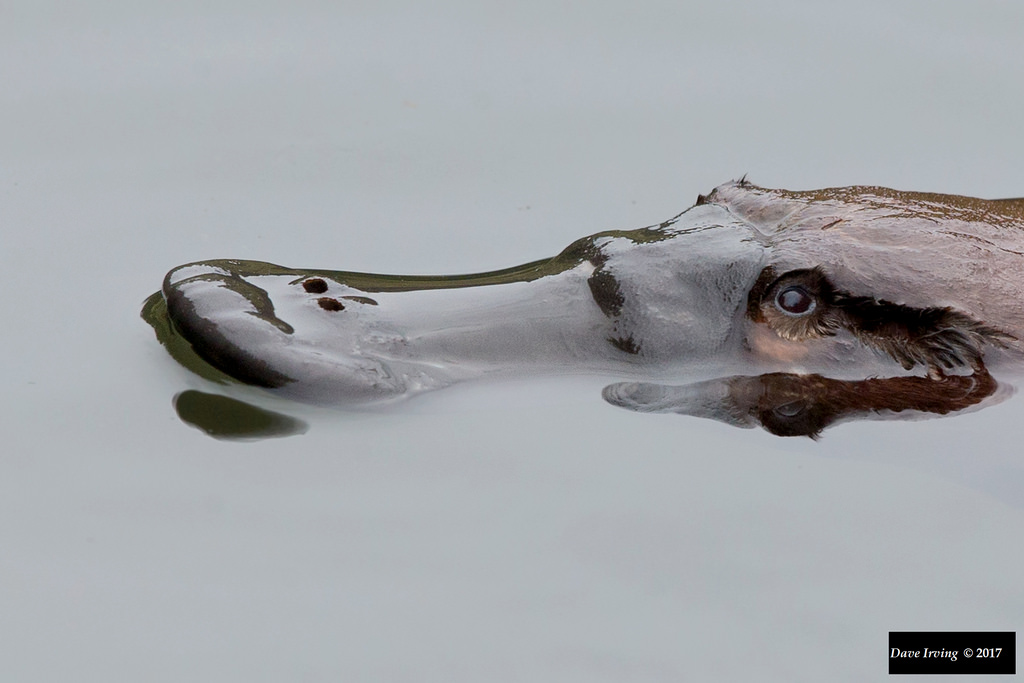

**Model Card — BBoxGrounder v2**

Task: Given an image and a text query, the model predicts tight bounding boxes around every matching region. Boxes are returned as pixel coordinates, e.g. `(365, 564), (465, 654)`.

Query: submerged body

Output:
(150, 180), (1024, 405)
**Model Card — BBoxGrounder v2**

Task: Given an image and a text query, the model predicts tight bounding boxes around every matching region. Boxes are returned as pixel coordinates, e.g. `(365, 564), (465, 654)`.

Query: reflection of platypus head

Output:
(604, 371), (1007, 438)
(146, 179), (1024, 404)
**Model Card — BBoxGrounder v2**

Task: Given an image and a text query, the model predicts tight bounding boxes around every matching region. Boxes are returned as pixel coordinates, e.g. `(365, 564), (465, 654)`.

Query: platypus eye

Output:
(772, 400), (807, 418)
(775, 285), (816, 316)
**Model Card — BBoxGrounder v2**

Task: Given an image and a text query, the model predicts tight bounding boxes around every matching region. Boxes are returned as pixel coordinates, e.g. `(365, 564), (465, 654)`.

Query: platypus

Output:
(148, 179), (1024, 405)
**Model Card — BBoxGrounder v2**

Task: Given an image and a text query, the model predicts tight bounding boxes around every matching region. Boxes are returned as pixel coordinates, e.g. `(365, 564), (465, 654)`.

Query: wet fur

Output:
(750, 266), (1014, 375)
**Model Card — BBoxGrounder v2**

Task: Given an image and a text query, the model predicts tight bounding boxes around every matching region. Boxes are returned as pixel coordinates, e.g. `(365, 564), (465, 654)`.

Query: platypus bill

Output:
(144, 179), (1024, 434)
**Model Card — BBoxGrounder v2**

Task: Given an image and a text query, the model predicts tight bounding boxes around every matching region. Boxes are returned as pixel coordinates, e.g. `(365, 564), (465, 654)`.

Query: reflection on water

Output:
(174, 390), (308, 441)
(603, 371), (1009, 438)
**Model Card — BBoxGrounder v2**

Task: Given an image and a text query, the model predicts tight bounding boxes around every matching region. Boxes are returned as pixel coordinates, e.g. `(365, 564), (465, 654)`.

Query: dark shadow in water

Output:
(603, 371), (1005, 438)
(174, 390), (308, 441)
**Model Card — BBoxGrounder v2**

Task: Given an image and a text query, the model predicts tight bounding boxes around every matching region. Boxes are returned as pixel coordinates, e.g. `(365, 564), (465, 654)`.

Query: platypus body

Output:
(151, 180), (1024, 404)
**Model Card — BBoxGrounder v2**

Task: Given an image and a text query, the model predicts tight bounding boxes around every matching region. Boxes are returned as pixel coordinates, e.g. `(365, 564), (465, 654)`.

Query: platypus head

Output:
(699, 179), (1021, 376)
(146, 179), (1022, 404)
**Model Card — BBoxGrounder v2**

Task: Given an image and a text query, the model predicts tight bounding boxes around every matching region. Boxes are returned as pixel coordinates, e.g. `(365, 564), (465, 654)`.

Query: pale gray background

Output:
(2, 1), (1022, 681)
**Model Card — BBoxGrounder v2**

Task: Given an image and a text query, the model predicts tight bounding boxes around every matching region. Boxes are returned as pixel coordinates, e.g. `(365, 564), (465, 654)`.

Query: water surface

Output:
(4, 2), (1023, 681)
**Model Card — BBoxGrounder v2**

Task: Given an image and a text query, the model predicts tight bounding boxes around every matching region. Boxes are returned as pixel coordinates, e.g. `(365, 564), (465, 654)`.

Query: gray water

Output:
(3, 2), (1023, 681)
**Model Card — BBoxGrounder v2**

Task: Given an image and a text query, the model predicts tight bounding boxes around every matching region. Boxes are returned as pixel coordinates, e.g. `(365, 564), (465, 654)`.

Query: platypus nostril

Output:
(317, 297), (345, 311)
(302, 278), (329, 294)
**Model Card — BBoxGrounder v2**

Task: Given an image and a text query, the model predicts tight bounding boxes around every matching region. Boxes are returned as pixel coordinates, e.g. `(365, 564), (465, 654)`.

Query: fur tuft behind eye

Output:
(749, 266), (1013, 375)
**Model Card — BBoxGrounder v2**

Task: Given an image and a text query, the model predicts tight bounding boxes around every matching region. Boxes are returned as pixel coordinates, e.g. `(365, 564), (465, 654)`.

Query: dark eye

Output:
(773, 401), (806, 418)
(775, 285), (816, 316)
